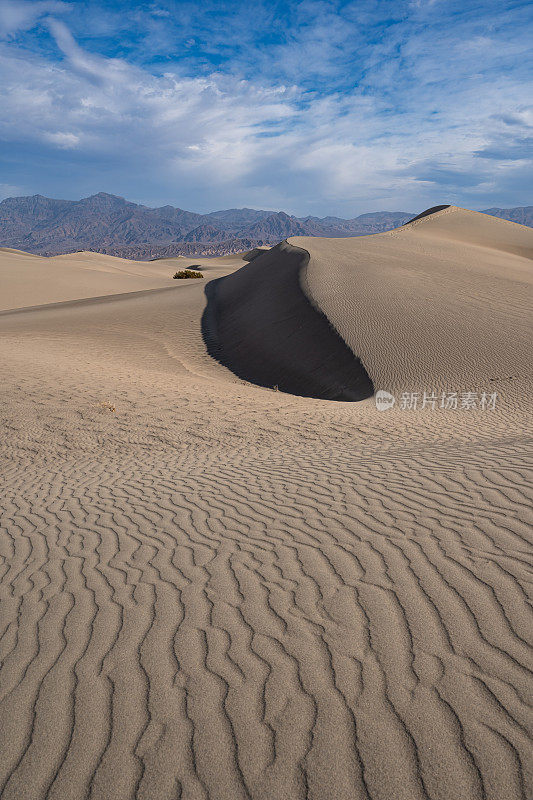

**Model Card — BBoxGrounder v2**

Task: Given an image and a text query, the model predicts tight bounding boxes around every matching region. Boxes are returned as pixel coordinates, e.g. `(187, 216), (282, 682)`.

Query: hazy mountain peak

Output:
(0, 193), (530, 259)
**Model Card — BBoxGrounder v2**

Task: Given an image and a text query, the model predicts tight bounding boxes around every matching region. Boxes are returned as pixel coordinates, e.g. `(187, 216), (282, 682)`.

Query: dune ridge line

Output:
(201, 240), (374, 401)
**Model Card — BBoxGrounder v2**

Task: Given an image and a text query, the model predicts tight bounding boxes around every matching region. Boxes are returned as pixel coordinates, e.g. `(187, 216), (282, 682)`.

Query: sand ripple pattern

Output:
(1, 414), (532, 800)
(1, 209), (532, 800)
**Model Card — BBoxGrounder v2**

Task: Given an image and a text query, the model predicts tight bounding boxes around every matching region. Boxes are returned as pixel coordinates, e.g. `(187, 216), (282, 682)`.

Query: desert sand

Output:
(0, 248), (246, 312)
(0, 207), (531, 800)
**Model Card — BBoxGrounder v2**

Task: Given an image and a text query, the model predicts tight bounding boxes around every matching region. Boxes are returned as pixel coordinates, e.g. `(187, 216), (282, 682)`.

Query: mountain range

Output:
(0, 192), (531, 259)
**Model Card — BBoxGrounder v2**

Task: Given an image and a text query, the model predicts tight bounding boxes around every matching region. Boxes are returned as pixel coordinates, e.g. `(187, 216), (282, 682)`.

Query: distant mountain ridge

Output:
(0, 192), (531, 259)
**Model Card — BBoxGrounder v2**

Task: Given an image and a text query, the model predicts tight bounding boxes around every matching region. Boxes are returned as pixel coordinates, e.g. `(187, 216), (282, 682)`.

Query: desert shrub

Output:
(173, 269), (204, 279)
(97, 401), (116, 412)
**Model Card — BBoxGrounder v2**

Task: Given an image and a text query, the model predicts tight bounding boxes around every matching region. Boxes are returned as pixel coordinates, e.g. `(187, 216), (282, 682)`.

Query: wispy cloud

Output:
(0, 0), (531, 214)
(0, 181), (24, 199)
(0, 0), (68, 38)
(43, 130), (80, 148)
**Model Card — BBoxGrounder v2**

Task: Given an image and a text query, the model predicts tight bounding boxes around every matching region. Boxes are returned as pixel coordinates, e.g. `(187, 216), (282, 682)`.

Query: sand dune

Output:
(296, 205), (533, 397)
(202, 240), (373, 400)
(0, 248), (247, 311)
(0, 207), (532, 800)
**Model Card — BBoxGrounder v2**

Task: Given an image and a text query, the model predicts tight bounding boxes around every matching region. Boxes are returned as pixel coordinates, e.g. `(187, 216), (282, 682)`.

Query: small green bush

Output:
(173, 269), (204, 279)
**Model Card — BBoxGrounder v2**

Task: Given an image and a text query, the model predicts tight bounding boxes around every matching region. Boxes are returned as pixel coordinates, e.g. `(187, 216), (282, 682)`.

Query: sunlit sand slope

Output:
(0, 212), (532, 800)
(0, 248), (247, 311)
(295, 205), (533, 398)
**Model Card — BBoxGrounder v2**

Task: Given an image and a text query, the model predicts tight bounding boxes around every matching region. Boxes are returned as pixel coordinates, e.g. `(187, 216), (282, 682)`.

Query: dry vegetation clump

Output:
(97, 401), (116, 412)
(173, 269), (204, 279)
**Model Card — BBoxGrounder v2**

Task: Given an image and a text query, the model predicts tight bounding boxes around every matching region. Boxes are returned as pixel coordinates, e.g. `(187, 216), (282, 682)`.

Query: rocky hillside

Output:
(0, 192), (530, 258)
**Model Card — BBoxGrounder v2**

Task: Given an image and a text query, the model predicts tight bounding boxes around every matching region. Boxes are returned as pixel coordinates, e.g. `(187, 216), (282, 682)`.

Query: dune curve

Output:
(202, 240), (374, 400)
(295, 205), (533, 398)
(0, 210), (531, 800)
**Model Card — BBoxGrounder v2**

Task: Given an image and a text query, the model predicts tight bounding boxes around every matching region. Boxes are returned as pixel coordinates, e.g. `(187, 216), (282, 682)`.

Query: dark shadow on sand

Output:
(201, 240), (374, 401)
(405, 205), (450, 224)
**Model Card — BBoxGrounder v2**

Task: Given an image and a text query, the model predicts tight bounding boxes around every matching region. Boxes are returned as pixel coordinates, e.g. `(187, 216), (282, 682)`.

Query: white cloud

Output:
(0, 4), (531, 215)
(0, 0), (68, 38)
(44, 130), (80, 148)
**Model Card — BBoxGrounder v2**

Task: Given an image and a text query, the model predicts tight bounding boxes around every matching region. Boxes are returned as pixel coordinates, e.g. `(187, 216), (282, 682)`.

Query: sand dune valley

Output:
(1, 205), (533, 800)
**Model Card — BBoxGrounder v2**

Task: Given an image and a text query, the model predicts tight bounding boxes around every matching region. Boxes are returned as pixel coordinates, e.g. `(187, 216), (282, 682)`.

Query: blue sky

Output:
(0, 0), (531, 216)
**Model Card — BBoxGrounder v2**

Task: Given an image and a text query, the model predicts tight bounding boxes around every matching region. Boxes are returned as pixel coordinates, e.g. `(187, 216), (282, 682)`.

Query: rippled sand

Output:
(0, 208), (532, 800)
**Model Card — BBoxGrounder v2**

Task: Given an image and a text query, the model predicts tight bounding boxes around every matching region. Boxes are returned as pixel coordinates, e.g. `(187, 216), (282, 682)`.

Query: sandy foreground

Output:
(0, 208), (532, 800)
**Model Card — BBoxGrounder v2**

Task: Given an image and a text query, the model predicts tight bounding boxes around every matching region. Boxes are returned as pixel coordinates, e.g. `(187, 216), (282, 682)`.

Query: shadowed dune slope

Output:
(241, 246), (272, 261)
(405, 204), (450, 223)
(202, 240), (374, 400)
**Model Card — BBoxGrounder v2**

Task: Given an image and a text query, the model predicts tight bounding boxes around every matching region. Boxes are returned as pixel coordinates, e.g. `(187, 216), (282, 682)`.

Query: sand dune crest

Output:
(0, 208), (532, 800)
(202, 240), (373, 401)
